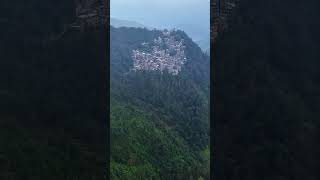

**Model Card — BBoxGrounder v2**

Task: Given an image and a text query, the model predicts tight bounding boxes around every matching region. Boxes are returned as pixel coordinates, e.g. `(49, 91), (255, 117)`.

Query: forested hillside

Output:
(213, 0), (320, 179)
(110, 26), (210, 179)
(0, 0), (107, 179)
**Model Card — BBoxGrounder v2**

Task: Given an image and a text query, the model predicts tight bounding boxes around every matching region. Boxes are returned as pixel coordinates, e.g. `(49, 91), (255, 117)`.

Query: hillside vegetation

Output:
(110, 26), (210, 179)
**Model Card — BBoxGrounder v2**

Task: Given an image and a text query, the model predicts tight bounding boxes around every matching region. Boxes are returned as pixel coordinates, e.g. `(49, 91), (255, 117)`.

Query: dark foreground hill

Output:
(110, 26), (210, 179)
(213, 0), (320, 179)
(0, 0), (107, 179)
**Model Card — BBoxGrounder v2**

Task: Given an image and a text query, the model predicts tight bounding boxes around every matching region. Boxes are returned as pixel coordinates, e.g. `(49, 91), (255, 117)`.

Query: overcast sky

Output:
(110, 0), (210, 32)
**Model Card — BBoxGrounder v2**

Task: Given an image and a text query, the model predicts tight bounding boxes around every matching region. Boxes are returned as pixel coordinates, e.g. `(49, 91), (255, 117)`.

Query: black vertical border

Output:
(102, 0), (110, 179)
(107, 0), (110, 179)
(210, 0), (214, 178)
(211, 0), (221, 179)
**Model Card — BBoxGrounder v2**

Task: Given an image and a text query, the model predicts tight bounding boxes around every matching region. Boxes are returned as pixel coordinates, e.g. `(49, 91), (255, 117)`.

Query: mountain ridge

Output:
(110, 17), (149, 29)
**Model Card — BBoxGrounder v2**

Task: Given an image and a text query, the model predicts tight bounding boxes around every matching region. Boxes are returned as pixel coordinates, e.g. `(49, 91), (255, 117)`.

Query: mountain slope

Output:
(110, 26), (210, 179)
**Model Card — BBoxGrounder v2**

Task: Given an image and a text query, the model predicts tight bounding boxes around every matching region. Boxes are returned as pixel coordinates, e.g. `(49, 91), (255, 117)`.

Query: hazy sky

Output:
(110, 0), (210, 38)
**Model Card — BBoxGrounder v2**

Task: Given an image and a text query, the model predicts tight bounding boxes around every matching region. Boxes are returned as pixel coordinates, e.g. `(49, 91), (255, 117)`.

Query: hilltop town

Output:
(132, 30), (187, 75)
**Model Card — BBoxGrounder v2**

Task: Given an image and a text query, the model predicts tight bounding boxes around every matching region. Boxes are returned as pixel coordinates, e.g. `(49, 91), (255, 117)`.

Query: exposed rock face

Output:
(132, 30), (187, 75)
(73, 0), (107, 29)
(212, 0), (240, 41)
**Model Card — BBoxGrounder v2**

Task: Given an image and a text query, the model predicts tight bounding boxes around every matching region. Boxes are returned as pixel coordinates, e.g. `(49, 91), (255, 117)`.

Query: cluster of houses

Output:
(132, 30), (187, 75)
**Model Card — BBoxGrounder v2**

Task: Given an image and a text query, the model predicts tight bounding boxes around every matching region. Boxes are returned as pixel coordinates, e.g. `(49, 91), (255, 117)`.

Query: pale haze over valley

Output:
(111, 0), (210, 51)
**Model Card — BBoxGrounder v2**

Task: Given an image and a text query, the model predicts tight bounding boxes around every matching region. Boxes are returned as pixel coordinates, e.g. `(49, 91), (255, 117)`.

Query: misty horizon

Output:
(110, 0), (210, 42)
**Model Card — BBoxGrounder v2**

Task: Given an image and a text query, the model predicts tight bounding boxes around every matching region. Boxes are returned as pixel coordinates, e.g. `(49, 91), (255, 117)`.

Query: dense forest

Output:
(213, 0), (320, 179)
(110, 26), (210, 179)
(0, 0), (107, 179)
